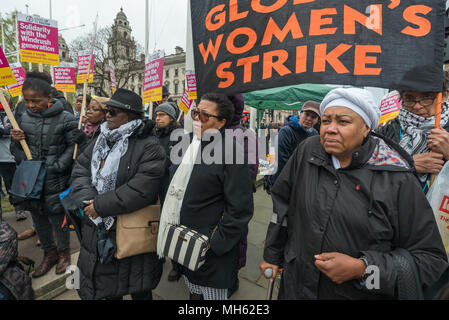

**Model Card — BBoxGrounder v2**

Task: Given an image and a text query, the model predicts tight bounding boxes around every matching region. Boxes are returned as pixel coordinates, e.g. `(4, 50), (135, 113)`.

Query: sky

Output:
(1, 0), (188, 55)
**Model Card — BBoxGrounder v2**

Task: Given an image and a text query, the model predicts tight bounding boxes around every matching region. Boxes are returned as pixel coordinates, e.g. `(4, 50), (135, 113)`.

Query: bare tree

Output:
(69, 26), (144, 96)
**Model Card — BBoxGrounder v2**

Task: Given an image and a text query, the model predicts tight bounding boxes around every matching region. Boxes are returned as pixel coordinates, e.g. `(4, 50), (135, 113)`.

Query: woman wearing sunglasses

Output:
(376, 72), (449, 192)
(158, 93), (254, 300)
(71, 88), (166, 300)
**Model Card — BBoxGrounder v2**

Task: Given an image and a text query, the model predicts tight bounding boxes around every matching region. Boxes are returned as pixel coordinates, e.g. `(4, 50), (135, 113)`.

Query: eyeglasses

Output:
(403, 97), (436, 108)
(106, 108), (123, 117)
(190, 108), (221, 123)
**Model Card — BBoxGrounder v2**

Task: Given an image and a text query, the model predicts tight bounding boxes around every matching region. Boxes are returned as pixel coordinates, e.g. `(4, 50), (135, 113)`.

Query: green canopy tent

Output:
(242, 83), (333, 129)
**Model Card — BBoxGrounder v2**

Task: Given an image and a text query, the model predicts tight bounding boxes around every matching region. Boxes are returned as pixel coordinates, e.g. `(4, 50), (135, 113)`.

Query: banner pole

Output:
(0, 90), (32, 160)
(430, 92), (443, 187)
(73, 80), (88, 159)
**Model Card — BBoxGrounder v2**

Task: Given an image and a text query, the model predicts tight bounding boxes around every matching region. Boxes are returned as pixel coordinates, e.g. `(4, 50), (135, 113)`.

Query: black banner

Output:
(191, 0), (445, 96)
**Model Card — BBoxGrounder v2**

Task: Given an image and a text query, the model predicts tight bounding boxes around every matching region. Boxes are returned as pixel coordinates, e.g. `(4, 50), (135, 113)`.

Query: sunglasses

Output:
(106, 108), (123, 117)
(190, 108), (221, 123)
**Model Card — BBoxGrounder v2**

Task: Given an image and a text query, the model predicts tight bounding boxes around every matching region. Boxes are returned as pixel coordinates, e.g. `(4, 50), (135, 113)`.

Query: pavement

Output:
(4, 177), (279, 300)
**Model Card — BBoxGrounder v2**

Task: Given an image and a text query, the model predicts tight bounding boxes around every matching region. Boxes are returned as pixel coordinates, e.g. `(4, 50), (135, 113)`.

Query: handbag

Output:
(9, 114), (60, 211)
(161, 224), (218, 272)
(115, 200), (161, 259)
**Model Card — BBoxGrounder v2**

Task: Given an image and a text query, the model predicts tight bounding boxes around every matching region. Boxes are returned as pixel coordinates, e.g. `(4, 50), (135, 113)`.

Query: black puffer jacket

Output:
(154, 124), (182, 205)
(71, 120), (166, 300)
(264, 134), (448, 299)
(11, 100), (78, 215)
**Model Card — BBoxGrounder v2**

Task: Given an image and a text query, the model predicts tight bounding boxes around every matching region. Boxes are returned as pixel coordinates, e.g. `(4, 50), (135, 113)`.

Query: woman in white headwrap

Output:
(259, 87), (448, 300)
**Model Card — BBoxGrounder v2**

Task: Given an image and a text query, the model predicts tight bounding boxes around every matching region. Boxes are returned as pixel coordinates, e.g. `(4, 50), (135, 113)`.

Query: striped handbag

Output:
(162, 224), (216, 272)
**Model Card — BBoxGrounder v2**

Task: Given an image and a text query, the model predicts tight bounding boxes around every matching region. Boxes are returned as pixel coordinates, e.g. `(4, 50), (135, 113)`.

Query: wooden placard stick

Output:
(0, 91), (32, 160)
(73, 81), (88, 159)
(430, 92), (443, 186)
(149, 101), (154, 120)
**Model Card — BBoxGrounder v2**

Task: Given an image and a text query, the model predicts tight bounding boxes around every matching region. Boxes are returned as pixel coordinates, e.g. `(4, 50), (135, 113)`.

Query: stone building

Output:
(58, 35), (72, 62)
(85, 8), (186, 103)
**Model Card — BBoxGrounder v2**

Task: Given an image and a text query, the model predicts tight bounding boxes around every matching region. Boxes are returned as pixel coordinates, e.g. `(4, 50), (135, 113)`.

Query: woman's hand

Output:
(428, 129), (449, 160)
(259, 261), (279, 281)
(83, 200), (99, 219)
(413, 152), (444, 174)
(314, 252), (365, 285)
(10, 128), (25, 141)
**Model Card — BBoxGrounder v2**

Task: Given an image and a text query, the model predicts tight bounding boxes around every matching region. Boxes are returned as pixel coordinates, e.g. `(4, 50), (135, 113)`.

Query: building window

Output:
(124, 32), (127, 39)
(166, 69), (169, 78)
(126, 47), (130, 57)
(62, 52), (66, 59)
(174, 83), (178, 95)
(175, 68), (178, 77)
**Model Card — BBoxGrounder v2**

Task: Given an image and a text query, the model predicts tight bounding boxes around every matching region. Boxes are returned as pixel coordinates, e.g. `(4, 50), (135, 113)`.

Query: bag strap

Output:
(41, 113), (62, 158)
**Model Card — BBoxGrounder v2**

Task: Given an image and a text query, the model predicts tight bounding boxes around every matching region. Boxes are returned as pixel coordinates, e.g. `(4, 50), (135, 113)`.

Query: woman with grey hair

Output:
(260, 87), (448, 300)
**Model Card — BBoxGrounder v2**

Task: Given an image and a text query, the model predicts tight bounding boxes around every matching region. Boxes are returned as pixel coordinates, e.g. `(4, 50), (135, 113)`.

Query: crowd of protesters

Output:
(0, 67), (449, 301)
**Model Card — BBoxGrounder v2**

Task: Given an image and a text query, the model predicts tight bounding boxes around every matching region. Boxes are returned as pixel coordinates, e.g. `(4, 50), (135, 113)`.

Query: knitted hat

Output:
(320, 88), (380, 130)
(155, 102), (177, 120)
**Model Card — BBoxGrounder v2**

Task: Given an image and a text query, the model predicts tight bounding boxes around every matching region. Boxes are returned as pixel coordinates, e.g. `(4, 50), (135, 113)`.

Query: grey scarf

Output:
(398, 102), (449, 183)
(90, 119), (142, 228)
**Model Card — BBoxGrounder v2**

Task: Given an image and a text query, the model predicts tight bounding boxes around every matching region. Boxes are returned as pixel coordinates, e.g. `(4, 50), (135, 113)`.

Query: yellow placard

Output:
(20, 49), (59, 66)
(76, 73), (94, 84)
(179, 100), (190, 114)
(143, 87), (162, 104)
(8, 86), (22, 97)
(0, 67), (17, 87)
(188, 91), (197, 100)
(379, 111), (400, 125)
(55, 84), (76, 93)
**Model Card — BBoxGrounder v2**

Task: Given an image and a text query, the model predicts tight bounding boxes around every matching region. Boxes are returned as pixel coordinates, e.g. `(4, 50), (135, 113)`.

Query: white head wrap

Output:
(320, 88), (380, 130)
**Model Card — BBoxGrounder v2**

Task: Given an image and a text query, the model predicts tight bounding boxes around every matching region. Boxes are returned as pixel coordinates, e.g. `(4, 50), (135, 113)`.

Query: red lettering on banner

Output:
(217, 61), (234, 88)
(263, 50), (291, 79)
(251, 0), (288, 14)
(440, 196), (449, 215)
(229, 0), (249, 22)
(205, 4), (226, 31)
(237, 55), (260, 83)
(198, 34), (224, 64)
(226, 27), (258, 54)
(344, 5), (383, 36)
(354, 45), (382, 75)
(309, 8), (337, 36)
(401, 5), (432, 37)
(313, 43), (351, 73)
(293, 0), (316, 3)
(296, 45), (307, 73)
(261, 13), (303, 46)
